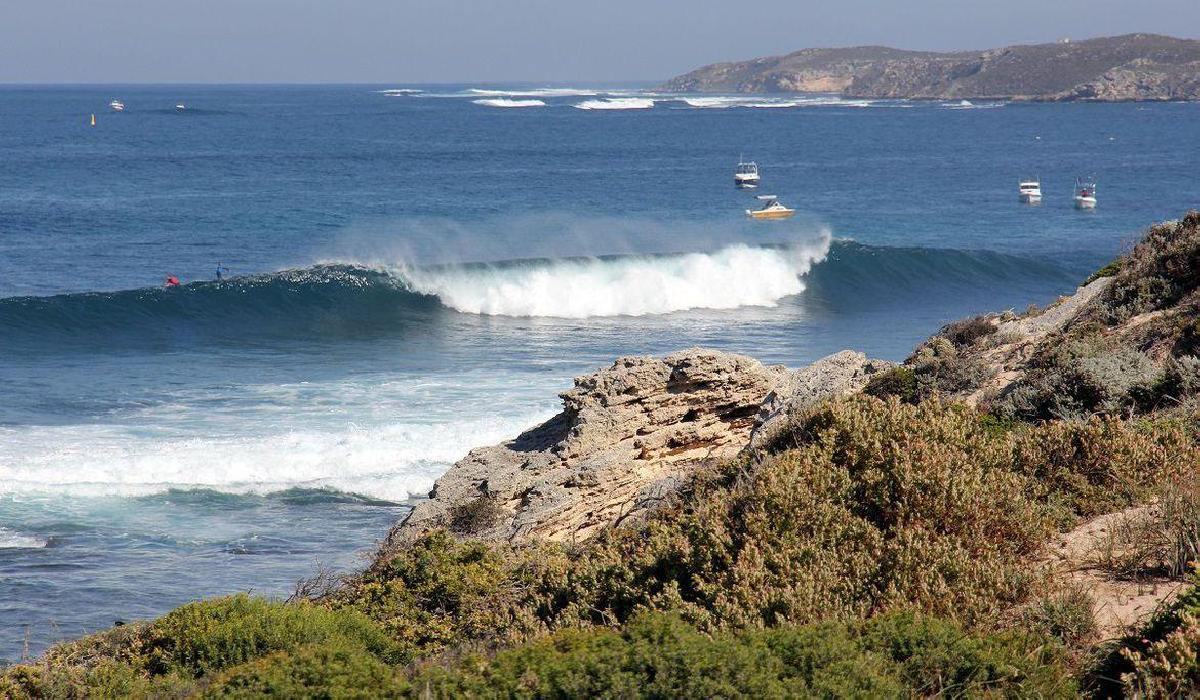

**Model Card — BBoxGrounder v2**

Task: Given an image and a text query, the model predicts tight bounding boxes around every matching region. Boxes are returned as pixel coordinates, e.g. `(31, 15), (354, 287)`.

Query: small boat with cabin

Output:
(1073, 177), (1097, 209)
(734, 158), (760, 188)
(746, 195), (794, 220)
(109, 100), (125, 112)
(1018, 178), (1042, 203)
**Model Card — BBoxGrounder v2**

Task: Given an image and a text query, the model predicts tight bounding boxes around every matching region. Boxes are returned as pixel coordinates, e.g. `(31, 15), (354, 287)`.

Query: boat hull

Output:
(1074, 196), (1097, 209)
(746, 209), (795, 220)
(1019, 193), (1042, 203)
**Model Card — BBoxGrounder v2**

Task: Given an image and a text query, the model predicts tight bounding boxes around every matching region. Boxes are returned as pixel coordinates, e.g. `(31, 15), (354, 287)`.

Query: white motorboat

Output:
(175, 103), (187, 112)
(746, 195), (795, 220)
(109, 100), (125, 112)
(1018, 178), (1042, 203)
(734, 158), (760, 188)
(1073, 177), (1097, 209)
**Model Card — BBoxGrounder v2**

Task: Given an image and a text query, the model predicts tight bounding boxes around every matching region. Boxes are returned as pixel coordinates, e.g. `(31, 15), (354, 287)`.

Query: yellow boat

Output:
(746, 195), (795, 220)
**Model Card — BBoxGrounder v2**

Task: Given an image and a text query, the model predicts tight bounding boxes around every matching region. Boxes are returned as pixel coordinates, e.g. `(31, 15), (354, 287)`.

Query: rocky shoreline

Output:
(663, 33), (1200, 102)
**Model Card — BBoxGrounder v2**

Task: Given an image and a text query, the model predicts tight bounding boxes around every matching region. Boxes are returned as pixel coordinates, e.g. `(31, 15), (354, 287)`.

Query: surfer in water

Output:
(215, 262), (229, 281)
(164, 275), (180, 288)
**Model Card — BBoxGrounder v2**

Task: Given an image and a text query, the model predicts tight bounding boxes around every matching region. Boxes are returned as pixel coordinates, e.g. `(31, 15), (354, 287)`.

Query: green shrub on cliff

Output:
(399, 611), (1074, 699)
(1094, 211), (1200, 323)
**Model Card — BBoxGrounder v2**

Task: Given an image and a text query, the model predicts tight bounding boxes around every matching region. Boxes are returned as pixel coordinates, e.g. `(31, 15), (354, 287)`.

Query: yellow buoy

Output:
(90, 113), (96, 127)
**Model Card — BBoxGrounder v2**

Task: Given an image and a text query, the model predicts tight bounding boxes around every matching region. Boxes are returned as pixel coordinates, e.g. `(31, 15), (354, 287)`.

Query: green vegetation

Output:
(6, 396), (1198, 698)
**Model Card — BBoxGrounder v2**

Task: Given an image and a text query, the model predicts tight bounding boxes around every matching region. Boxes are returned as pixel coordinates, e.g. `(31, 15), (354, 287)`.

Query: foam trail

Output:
(473, 98), (546, 108)
(377, 88), (423, 95)
(0, 411), (549, 503)
(574, 98), (655, 110)
(400, 241), (829, 318)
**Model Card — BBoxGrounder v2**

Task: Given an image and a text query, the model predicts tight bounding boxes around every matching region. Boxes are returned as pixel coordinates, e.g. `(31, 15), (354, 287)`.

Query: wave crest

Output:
(472, 98), (546, 108)
(574, 98), (655, 110)
(400, 241), (828, 318)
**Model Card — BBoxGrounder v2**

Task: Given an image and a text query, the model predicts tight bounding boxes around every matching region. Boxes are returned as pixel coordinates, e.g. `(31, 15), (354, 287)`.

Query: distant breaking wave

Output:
(472, 98), (546, 108)
(574, 98), (655, 110)
(467, 88), (600, 97)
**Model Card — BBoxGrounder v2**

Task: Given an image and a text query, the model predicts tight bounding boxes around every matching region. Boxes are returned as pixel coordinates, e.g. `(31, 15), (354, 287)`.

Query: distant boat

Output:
(109, 100), (125, 112)
(746, 195), (794, 220)
(175, 103), (187, 112)
(1018, 178), (1043, 203)
(734, 158), (760, 188)
(1073, 177), (1097, 209)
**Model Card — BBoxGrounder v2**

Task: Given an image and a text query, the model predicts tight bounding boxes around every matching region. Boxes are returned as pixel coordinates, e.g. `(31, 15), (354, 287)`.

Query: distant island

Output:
(662, 33), (1200, 101)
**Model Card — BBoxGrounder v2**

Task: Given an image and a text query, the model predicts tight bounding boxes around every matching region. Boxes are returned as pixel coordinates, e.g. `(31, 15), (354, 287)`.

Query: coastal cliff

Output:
(663, 33), (1200, 101)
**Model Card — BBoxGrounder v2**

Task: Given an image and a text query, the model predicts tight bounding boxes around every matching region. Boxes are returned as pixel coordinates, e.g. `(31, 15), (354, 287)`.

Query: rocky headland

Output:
(663, 33), (1200, 101)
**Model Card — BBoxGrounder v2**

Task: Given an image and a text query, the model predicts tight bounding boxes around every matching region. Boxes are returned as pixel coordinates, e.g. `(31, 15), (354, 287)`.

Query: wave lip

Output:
(472, 98), (546, 108)
(399, 241), (829, 318)
(574, 98), (655, 110)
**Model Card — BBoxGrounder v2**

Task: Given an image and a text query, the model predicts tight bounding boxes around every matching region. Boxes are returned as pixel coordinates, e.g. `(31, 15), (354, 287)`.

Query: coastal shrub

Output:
(140, 593), (401, 677)
(941, 314), (998, 348)
(1083, 258), (1124, 286)
(448, 494), (507, 534)
(1094, 211), (1200, 323)
(204, 642), (403, 698)
(993, 339), (1160, 421)
(1017, 586), (1098, 649)
(862, 365), (917, 403)
(908, 338), (994, 401)
(329, 531), (560, 662)
(407, 611), (1074, 699)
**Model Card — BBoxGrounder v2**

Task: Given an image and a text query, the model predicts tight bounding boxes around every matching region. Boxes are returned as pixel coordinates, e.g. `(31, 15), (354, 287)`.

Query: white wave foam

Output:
(0, 408), (551, 503)
(468, 88), (599, 97)
(0, 527), (46, 549)
(472, 98), (546, 108)
(399, 240), (829, 318)
(574, 98), (655, 110)
(942, 99), (1005, 110)
(678, 95), (875, 109)
(377, 88), (423, 95)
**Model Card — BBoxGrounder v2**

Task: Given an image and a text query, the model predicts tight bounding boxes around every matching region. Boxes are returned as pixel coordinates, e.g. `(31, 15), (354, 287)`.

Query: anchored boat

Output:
(746, 195), (795, 220)
(734, 158), (760, 188)
(1018, 177), (1043, 203)
(1073, 177), (1097, 209)
(109, 99), (125, 112)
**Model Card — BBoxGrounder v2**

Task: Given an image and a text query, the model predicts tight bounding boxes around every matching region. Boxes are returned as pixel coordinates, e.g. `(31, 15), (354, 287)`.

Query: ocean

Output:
(1, 84), (1197, 662)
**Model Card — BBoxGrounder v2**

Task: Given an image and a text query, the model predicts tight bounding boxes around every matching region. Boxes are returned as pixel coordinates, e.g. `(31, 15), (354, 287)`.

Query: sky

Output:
(3, 0), (1199, 84)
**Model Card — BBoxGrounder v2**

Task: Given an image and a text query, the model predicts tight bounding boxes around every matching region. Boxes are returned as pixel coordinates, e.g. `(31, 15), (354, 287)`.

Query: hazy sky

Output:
(4, 0), (1199, 83)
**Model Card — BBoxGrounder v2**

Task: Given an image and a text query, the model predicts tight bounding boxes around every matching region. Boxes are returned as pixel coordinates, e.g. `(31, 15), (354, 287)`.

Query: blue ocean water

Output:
(1, 84), (1197, 662)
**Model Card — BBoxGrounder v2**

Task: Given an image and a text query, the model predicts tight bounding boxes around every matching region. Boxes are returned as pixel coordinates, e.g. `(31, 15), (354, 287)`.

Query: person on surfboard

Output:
(164, 275), (180, 287)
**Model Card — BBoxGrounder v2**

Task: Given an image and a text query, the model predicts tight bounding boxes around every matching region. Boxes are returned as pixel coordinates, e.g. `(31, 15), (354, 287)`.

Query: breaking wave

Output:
(399, 242), (828, 317)
(574, 98), (655, 110)
(472, 98), (546, 108)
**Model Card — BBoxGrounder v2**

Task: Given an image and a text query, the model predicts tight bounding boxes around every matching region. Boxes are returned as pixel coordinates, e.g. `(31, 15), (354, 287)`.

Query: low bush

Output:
(941, 314), (998, 348)
(862, 365), (917, 403)
(992, 339), (1160, 421)
(141, 594), (401, 677)
(204, 642), (403, 698)
(409, 611), (1075, 698)
(1094, 212), (1200, 323)
(448, 494), (507, 534)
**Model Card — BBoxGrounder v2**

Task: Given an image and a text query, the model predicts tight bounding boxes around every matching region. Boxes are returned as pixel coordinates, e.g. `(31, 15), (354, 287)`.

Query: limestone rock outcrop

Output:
(381, 348), (887, 552)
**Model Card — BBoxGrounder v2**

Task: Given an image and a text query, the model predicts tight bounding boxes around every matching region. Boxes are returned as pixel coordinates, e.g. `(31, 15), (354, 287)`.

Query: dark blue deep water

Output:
(1, 84), (1198, 662)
